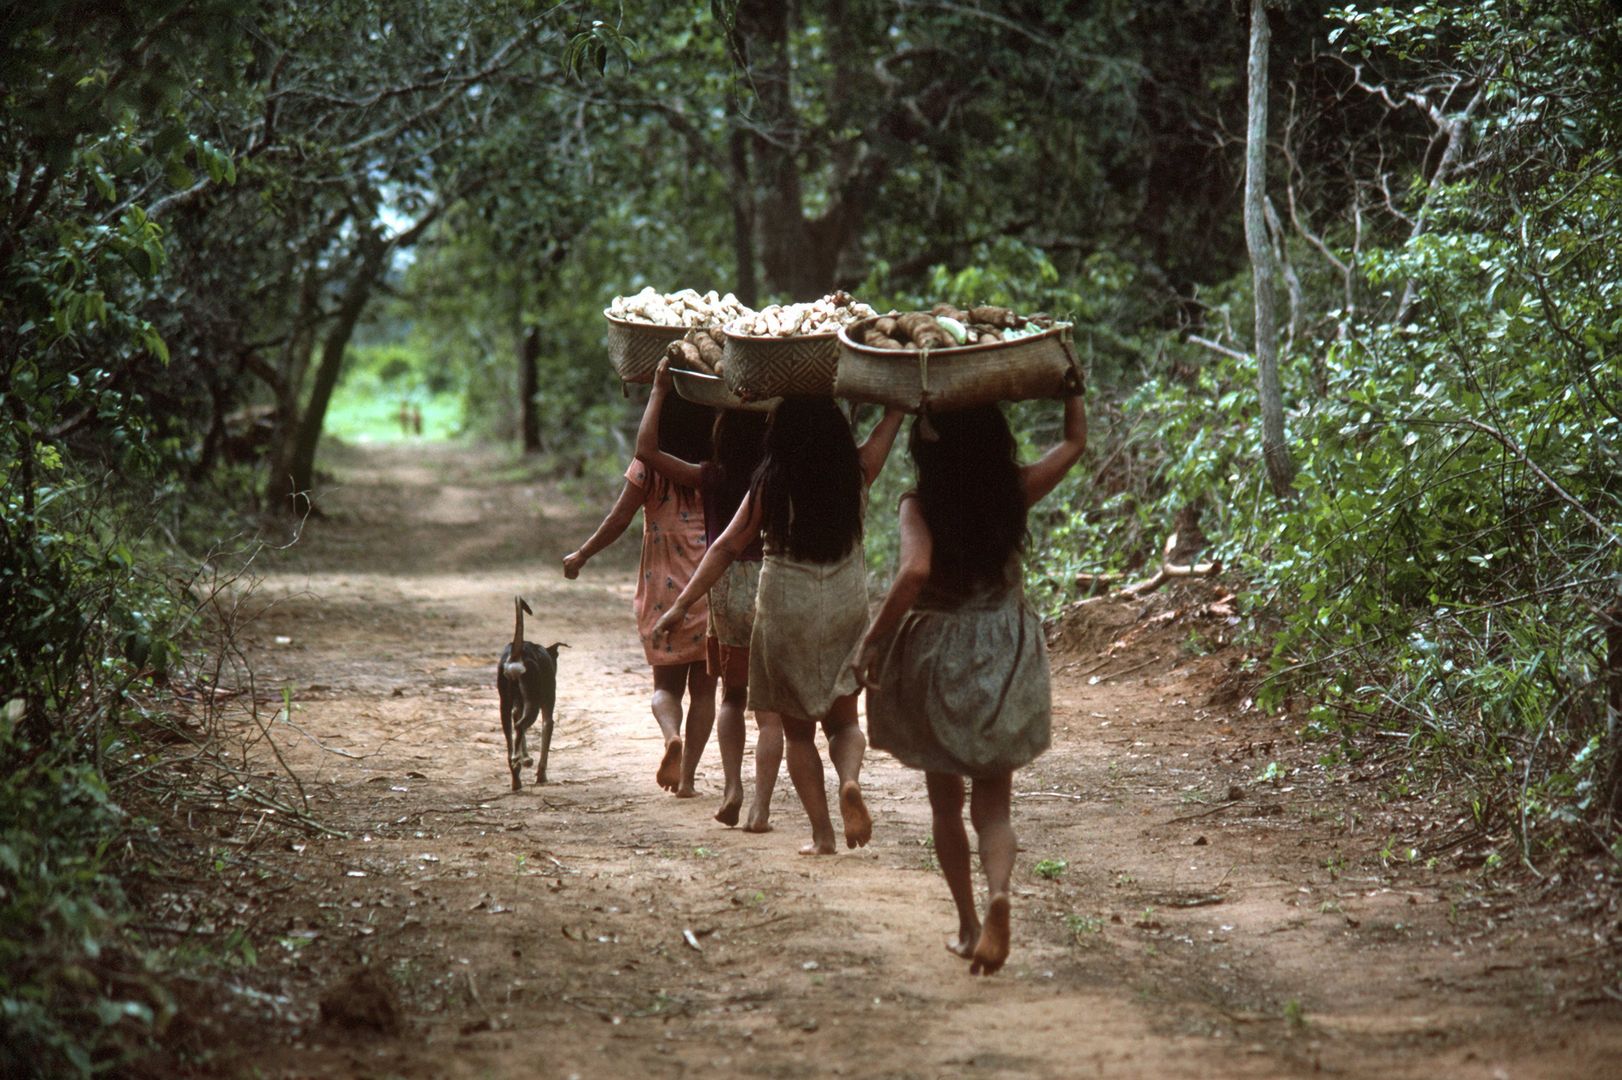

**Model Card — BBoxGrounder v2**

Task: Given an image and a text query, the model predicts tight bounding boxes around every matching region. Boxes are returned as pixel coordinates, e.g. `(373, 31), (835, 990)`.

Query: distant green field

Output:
(327, 340), (465, 443)
(325, 374), (463, 443)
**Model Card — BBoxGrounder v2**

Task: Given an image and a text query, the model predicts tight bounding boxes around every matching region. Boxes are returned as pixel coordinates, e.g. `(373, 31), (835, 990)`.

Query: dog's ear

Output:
(520, 597), (534, 616)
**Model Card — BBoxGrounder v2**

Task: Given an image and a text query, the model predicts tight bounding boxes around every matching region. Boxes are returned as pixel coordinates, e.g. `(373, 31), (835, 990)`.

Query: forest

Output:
(2, 0), (1620, 1075)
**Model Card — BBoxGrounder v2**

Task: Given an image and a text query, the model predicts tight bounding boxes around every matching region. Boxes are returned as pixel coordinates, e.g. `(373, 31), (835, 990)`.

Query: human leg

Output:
(677, 662), (718, 798)
(968, 770), (1015, 974)
(714, 678), (747, 825)
(743, 709), (783, 832)
(822, 694), (871, 848)
(650, 664), (687, 792)
(924, 771), (978, 957)
(782, 714), (837, 854)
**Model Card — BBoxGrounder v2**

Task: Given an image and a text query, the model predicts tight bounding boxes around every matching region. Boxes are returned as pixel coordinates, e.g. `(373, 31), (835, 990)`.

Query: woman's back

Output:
(755, 397), (865, 564)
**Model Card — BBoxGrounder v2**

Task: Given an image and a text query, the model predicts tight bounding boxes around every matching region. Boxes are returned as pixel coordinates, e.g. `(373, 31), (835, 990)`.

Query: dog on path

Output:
(496, 597), (567, 791)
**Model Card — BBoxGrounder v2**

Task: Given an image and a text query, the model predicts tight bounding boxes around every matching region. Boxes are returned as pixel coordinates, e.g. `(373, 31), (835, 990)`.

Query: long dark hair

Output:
(751, 397), (863, 563)
(652, 391), (716, 504)
(709, 409), (768, 523)
(911, 405), (1028, 591)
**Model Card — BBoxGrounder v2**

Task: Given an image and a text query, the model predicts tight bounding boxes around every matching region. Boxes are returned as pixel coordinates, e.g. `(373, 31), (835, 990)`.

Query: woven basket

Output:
(671, 368), (779, 413)
(834, 319), (1083, 413)
(604, 311), (689, 384)
(720, 330), (841, 399)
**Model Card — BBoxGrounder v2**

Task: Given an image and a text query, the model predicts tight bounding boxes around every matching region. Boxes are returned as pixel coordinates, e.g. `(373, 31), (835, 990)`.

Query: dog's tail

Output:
(504, 596), (533, 681)
(545, 642), (570, 660)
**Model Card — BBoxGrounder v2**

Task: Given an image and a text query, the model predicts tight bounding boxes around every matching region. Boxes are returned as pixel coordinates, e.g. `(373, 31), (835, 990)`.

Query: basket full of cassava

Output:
(648, 320), (780, 411)
(834, 303), (1083, 412)
(604, 287), (754, 383)
(721, 291), (879, 399)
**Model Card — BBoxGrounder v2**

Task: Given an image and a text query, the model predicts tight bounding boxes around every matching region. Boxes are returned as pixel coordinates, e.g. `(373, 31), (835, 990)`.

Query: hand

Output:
(651, 601), (687, 644)
(653, 356), (674, 391)
(562, 550), (587, 579)
(852, 637), (882, 690)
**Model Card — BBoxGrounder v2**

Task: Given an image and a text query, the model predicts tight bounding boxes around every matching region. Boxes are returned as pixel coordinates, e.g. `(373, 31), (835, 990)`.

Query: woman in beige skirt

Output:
(856, 392), (1087, 974)
(655, 397), (904, 854)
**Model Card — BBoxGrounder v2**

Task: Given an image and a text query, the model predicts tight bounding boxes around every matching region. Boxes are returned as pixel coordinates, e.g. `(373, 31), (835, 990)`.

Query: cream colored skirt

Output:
(747, 546), (866, 720)
(707, 559), (761, 648)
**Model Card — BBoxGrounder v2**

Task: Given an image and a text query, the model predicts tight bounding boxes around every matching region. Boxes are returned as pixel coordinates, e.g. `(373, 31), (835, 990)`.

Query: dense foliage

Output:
(2, 0), (1619, 1071)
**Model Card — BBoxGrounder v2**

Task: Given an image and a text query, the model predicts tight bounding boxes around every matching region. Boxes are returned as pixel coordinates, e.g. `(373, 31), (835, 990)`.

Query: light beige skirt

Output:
(747, 546), (867, 721)
(707, 559), (761, 648)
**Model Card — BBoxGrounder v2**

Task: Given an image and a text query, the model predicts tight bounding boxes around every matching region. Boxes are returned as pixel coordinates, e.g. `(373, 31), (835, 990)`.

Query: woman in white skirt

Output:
(655, 397), (904, 854)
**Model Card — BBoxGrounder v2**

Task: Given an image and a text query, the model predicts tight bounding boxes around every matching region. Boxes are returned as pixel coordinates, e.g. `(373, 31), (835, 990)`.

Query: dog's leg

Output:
(499, 679), (522, 792)
(536, 705), (554, 784)
(514, 695), (541, 789)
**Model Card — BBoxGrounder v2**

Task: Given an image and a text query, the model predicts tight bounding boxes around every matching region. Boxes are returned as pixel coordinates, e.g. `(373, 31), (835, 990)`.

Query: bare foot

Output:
(674, 786), (698, 799)
(946, 927), (979, 959)
(798, 837), (838, 856)
(838, 780), (872, 848)
(656, 739), (683, 792)
(714, 791), (742, 827)
(741, 805), (772, 833)
(741, 819), (774, 833)
(970, 894), (1010, 975)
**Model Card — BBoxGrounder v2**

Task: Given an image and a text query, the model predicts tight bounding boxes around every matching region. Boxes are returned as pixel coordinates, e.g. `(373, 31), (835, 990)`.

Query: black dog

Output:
(496, 596), (567, 791)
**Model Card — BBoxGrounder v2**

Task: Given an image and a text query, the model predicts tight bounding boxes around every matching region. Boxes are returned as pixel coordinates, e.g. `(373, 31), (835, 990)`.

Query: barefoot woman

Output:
(656, 398), (904, 853)
(856, 391), (1086, 973)
(563, 387), (718, 796)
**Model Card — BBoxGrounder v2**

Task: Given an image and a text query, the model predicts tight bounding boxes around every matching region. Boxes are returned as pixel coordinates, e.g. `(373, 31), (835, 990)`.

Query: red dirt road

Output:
(210, 441), (1620, 1078)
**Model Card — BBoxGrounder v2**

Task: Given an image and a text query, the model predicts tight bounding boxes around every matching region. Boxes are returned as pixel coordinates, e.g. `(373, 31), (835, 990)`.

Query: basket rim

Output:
(720, 325), (841, 344)
(670, 367), (781, 410)
(835, 316), (1073, 357)
(605, 308), (717, 331)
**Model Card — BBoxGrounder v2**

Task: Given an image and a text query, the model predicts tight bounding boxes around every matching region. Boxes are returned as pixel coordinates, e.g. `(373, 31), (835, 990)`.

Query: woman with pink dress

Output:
(563, 391), (719, 795)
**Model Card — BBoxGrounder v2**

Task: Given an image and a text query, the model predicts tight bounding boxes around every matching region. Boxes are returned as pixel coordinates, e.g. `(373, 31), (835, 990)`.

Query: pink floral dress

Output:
(626, 460), (709, 665)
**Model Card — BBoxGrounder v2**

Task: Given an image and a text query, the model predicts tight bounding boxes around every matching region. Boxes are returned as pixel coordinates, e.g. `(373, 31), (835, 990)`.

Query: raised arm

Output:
(651, 488), (766, 641)
(853, 494), (932, 688)
(1019, 392), (1087, 508)
(633, 359), (704, 489)
(856, 407), (907, 487)
(562, 478), (642, 578)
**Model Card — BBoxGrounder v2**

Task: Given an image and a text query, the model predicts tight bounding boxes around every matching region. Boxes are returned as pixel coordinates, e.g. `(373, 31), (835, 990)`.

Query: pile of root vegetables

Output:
(724, 290), (878, 337)
(608, 289), (1061, 379)
(662, 327), (728, 376)
(607, 287), (752, 329)
(848, 304), (1057, 350)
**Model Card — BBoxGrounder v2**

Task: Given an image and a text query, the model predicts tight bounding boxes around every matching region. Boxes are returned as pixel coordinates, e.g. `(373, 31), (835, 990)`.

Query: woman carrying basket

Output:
(855, 391), (1087, 974)
(654, 397), (905, 854)
(635, 359), (784, 830)
(563, 388), (719, 797)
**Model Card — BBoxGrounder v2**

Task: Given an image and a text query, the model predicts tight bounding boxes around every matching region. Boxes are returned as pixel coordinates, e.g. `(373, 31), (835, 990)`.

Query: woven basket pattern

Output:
(671, 368), (778, 412)
(605, 312), (688, 383)
(834, 319), (1082, 412)
(720, 331), (840, 399)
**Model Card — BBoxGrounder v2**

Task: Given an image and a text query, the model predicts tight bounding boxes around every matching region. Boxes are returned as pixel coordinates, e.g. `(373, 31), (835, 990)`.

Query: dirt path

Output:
(217, 441), (1619, 1079)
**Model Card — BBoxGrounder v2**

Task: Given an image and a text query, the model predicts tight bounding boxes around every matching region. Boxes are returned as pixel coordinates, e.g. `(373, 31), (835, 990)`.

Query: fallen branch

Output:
(1074, 558), (1221, 606)
(1091, 654), (1161, 683)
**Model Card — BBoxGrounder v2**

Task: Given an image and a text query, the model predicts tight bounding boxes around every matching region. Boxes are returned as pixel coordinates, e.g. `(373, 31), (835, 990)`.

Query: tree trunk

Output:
(726, 91), (758, 308)
(735, 0), (813, 297)
(281, 236), (387, 515)
(1604, 601), (1622, 829)
(264, 261), (322, 507)
(1244, 0), (1295, 497)
(519, 324), (542, 454)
